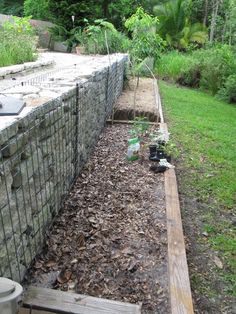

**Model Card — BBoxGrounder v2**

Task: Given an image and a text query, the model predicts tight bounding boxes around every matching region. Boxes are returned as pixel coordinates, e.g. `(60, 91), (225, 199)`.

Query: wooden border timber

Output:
(22, 286), (141, 314)
(165, 169), (194, 314)
(156, 79), (194, 313)
(106, 119), (158, 125)
(154, 79), (164, 123)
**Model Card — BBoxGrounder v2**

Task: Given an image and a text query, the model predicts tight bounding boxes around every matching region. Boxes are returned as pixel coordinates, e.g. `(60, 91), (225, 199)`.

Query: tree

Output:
(125, 7), (163, 62)
(24, 0), (51, 20)
(0, 0), (24, 16)
(209, 0), (221, 43)
(46, 0), (157, 31)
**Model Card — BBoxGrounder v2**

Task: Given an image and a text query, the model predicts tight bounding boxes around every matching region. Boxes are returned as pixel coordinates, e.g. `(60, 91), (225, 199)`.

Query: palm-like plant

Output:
(154, 0), (207, 49)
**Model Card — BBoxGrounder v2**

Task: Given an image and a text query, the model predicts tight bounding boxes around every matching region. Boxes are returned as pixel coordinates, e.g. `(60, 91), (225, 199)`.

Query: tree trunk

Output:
(102, 0), (109, 18)
(221, 14), (227, 43)
(209, 0), (220, 43)
(229, 22), (232, 45)
(203, 0), (209, 26)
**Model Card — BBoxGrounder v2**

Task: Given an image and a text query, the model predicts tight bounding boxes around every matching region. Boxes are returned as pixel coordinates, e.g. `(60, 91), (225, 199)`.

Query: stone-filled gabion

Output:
(0, 54), (128, 282)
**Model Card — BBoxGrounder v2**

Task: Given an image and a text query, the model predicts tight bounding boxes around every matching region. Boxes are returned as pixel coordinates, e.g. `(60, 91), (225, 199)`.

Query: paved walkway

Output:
(0, 52), (122, 131)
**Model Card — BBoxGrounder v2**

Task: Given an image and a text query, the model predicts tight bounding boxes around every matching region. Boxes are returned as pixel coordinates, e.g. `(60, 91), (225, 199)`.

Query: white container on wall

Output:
(0, 278), (23, 314)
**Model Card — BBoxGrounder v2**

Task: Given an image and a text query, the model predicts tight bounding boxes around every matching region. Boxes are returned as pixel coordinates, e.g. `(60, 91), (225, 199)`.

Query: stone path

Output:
(0, 52), (124, 131)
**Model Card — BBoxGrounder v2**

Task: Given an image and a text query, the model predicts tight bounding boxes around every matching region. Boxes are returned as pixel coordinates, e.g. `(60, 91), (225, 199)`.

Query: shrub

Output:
(24, 0), (51, 21)
(217, 75), (236, 103)
(80, 19), (130, 55)
(156, 45), (236, 97)
(49, 25), (82, 52)
(156, 51), (194, 81)
(0, 16), (37, 67)
(194, 45), (236, 95)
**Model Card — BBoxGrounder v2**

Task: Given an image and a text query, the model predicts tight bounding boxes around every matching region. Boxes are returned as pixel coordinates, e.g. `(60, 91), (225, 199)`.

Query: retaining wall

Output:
(0, 55), (128, 282)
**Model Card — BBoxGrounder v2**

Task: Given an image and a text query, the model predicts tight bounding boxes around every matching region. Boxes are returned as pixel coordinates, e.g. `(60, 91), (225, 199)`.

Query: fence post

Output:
(74, 83), (79, 180)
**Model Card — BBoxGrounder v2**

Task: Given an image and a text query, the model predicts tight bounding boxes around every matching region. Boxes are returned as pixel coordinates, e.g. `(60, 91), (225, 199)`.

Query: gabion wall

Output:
(0, 55), (127, 282)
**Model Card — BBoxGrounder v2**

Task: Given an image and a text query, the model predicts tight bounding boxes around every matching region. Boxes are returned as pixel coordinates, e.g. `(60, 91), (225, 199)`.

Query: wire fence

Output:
(0, 59), (124, 282)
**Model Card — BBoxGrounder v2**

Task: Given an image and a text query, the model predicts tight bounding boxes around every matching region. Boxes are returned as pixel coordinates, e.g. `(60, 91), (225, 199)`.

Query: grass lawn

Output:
(159, 81), (236, 312)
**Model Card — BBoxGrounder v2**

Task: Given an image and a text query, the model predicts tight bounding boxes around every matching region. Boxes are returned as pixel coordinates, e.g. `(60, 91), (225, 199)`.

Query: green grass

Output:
(159, 81), (236, 297)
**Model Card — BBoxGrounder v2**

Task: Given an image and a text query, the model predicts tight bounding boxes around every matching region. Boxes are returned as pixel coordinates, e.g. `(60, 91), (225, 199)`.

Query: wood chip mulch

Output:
(26, 124), (170, 314)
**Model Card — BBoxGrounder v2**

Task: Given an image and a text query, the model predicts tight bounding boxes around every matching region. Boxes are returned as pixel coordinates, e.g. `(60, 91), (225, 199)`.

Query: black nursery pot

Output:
(149, 145), (158, 161)
(149, 144), (171, 162)
(157, 150), (171, 162)
(149, 145), (157, 155)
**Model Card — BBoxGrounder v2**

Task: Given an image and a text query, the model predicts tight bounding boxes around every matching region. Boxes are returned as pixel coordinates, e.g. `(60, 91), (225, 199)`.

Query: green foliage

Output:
(130, 116), (150, 137)
(0, 16), (37, 67)
(3, 15), (34, 34)
(23, 0), (51, 20)
(156, 51), (194, 80)
(154, 0), (207, 49)
(0, 0), (24, 16)
(79, 19), (130, 54)
(49, 25), (82, 52)
(125, 7), (164, 63)
(156, 45), (236, 100)
(195, 45), (236, 95)
(46, 0), (155, 31)
(217, 75), (236, 103)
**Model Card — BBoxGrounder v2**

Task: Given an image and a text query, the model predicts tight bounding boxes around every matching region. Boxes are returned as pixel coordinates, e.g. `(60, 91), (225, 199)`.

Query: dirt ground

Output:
(114, 78), (158, 122)
(25, 124), (170, 313)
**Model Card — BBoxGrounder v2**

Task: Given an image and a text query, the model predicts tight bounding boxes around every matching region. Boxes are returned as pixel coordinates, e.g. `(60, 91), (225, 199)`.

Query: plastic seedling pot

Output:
(149, 145), (157, 155)
(0, 278), (23, 314)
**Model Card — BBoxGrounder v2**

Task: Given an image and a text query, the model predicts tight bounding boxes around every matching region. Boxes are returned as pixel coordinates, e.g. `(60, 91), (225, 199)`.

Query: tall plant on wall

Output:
(124, 8), (163, 117)
(124, 7), (164, 69)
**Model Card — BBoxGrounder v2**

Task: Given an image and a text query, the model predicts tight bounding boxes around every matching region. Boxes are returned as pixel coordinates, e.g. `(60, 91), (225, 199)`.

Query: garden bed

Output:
(25, 124), (169, 313)
(114, 78), (158, 122)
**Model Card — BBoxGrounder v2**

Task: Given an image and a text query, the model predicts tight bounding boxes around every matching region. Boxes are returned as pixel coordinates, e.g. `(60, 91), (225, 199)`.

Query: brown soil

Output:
(114, 78), (158, 122)
(26, 125), (170, 313)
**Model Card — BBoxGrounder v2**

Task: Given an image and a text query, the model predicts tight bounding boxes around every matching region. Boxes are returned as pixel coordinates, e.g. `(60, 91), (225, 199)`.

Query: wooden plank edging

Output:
(156, 78), (194, 313)
(23, 286), (141, 314)
(154, 79), (164, 123)
(165, 169), (194, 314)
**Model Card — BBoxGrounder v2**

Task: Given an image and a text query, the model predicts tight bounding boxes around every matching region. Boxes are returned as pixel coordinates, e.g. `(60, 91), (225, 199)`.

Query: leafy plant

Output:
(24, 0), (51, 21)
(49, 25), (82, 52)
(125, 7), (164, 64)
(3, 16), (34, 35)
(217, 75), (236, 103)
(153, 0), (208, 49)
(0, 16), (37, 67)
(130, 116), (150, 137)
(156, 45), (236, 99)
(80, 19), (130, 55)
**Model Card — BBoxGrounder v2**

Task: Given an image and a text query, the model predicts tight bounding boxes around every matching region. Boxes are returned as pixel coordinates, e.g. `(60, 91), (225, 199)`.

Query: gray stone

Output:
(23, 93), (38, 99)
(3, 85), (40, 95)
(1, 133), (28, 157)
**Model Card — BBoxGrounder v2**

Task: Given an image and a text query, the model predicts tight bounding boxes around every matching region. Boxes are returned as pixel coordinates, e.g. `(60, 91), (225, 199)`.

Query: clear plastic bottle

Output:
(127, 138), (140, 161)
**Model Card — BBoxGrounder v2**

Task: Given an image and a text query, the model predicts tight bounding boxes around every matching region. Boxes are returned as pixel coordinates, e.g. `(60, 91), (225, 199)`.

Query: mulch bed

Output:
(26, 124), (170, 313)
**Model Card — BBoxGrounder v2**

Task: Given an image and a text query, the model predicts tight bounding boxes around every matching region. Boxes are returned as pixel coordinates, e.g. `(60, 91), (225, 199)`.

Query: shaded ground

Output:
(26, 124), (170, 313)
(114, 78), (158, 122)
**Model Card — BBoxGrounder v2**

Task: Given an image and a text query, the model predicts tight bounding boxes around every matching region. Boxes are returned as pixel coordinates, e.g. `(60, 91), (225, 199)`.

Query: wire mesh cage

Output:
(0, 57), (127, 282)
